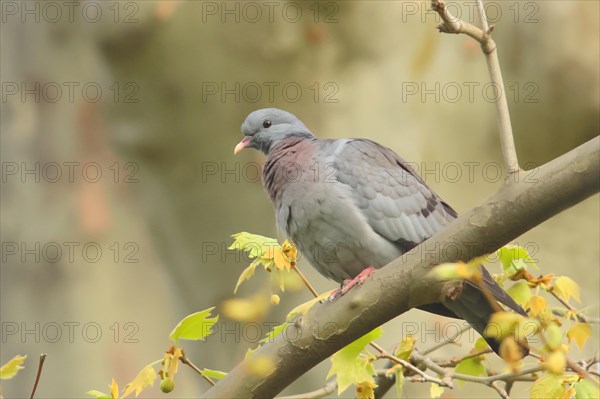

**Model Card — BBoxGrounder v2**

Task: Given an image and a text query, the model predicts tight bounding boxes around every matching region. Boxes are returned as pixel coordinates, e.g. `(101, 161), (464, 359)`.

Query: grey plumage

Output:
(236, 108), (527, 355)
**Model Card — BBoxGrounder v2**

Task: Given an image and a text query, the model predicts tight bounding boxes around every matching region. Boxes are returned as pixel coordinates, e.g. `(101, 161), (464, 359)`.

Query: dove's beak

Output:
(234, 136), (251, 155)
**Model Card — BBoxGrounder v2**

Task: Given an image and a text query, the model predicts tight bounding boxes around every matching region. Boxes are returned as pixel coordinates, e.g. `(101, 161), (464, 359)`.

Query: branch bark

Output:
(202, 136), (599, 398)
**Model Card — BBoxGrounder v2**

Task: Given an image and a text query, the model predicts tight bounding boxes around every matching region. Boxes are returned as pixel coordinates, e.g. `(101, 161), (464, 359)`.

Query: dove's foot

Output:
(328, 266), (377, 301)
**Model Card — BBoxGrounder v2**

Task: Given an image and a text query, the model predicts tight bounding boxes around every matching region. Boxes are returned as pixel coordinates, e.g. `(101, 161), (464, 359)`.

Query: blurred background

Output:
(1, 1), (598, 398)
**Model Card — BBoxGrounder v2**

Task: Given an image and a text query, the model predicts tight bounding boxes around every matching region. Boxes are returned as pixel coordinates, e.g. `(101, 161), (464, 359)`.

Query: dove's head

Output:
(235, 108), (315, 155)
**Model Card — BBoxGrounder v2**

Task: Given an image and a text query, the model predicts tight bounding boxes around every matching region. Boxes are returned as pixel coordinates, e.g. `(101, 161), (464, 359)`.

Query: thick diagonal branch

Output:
(202, 137), (598, 398)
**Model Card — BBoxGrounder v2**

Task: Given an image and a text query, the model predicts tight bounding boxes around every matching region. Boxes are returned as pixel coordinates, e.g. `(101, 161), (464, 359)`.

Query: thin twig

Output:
(29, 354), (46, 399)
(412, 351), (544, 385)
(421, 325), (472, 355)
(370, 342), (454, 388)
(437, 348), (493, 367)
(292, 264), (320, 298)
(180, 355), (215, 386)
(432, 0), (519, 173)
(567, 358), (600, 386)
(491, 380), (510, 399)
(549, 290), (590, 323)
(276, 380), (336, 399)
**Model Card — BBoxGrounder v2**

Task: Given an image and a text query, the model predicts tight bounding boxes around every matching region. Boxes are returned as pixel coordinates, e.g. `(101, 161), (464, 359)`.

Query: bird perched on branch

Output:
(234, 108), (528, 357)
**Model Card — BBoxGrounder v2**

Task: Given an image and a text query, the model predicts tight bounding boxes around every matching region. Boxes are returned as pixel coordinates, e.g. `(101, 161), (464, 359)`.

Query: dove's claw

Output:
(328, 266), (377, 301)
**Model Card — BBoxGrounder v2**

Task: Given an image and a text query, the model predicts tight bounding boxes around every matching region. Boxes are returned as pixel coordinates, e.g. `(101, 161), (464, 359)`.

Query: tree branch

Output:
(432, 0), (519, 173)
(201, 137), (599, 398)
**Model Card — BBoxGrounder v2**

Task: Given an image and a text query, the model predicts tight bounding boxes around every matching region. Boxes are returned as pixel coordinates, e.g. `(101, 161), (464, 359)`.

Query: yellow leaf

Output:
(281, 240), (298, 264)
(528, 295), (547, 316)
(86, 390), (111, 399)
(234, 260), (259, 294)
(553, 276), (581, 303)
(430, 261), (482, 281)
(530, 373), (567, 399)
(484, 312), (525, 340)
(246, 355), (275, 377)
(430, 382), (444, 398)
(561, 386), (575, 399)
(273, 242), (297, 271)
(221, 294), (269, 322)
(122, 365), (156, 398)
(271, 268), (286, 292)
(0, 355), (26, 380)
(499, 337), (522, 371)
(161, 347), (183, 378)
(567, 323), (591, 349)
(110, 378), (119, 399)
(544, 351), (566, 375)
(286, 290), (334, 321)
(356, 380), (378, 399)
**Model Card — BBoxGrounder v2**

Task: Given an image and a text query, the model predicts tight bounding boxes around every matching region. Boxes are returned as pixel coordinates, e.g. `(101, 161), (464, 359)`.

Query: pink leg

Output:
(328, 266), (377, 301)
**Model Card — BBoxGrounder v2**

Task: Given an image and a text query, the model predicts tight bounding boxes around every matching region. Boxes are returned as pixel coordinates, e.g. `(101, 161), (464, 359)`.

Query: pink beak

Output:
(234, 136), (251, 155)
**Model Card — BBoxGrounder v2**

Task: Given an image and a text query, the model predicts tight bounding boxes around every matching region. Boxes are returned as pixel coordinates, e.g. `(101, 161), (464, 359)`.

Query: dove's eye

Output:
(263, 120), (272, 128)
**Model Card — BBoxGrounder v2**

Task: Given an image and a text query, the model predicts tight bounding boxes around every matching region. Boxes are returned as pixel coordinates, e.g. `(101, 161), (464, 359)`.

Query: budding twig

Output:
(431, 0), (519, 173)
(29, 354), (46, 399)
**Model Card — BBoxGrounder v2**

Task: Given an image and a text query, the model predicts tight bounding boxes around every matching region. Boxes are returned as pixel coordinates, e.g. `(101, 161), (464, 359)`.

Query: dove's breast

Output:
(262, 138), (402, 282)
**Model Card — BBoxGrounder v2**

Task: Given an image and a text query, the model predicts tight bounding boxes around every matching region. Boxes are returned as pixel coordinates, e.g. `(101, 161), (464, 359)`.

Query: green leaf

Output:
(474, 337), (489, 351)
(244, 346), (258, 360)
(394, 366), (405, 398)
(454, 357), (487, 386)
(0, 355), (26, 380)
(544, 323), (563, 351)
(201, 368), (228, 380)
(575, 379), (600, 399)
(506, 281), (532, 307)
(326, 327), (382, 394)
(260, 323), (288, 344)
(85, 390), (111, 399)
(394, 335), (415, 361)
(229, 232), (279, 259)
(530, 373), (566, 399)
(497, 245), (538, 274)
(169, 307), (219, 343)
